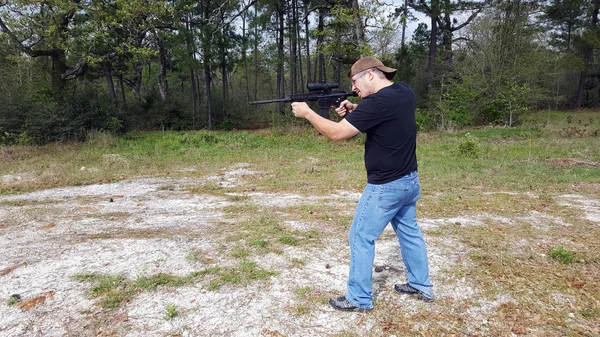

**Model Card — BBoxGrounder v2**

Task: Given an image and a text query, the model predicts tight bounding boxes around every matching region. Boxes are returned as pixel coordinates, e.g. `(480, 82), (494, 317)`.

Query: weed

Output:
(548, 246), (577, 264)
(226, 195), (250, 202)
(457, 133), (480, 158)
(293, 304), (311, 316)
(294, 286), (312, 299)
(186, 249), (205, 262)
(74, 273), (193, 310)
(231, 246), (250, 259)
(290, 258), (306, 268)
(277, 235), (298, 245)
(249, 238), (268, 248)
(7, 294), (21, 306)
(163, 304), (178, 320)
(198, 261), (277, 291)
(134, 273), (193, 291)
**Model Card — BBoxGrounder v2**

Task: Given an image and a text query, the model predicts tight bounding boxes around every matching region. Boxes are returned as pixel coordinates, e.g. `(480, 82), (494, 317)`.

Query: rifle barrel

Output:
(250, 98), (291, 105)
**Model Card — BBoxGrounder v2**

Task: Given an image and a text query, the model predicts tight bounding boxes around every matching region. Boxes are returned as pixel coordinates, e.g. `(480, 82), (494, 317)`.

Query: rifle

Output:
(250, 83), (357, 118)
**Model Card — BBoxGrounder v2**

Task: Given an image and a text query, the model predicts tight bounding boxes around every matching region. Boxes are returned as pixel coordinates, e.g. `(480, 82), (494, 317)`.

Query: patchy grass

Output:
(75, 263), (277, 310)
(549, 246), (578, 264)
(200, 261), (278, 291)
(2, 110), (599, 335)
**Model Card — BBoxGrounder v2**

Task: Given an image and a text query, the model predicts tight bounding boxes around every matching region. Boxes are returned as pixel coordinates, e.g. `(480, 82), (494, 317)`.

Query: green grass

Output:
(2, 111), (597, 197)
(201, 260), (278, 291)
(74, 261), (277, 310)
(549, 246), (577, 264)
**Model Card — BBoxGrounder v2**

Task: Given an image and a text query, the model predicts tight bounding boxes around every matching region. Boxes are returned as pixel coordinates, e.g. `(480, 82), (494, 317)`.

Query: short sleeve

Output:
(344, 98), (381, 132)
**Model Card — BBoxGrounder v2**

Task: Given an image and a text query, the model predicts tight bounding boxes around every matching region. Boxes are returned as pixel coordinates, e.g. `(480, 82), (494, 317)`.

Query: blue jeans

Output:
(345, 171), (433, 309)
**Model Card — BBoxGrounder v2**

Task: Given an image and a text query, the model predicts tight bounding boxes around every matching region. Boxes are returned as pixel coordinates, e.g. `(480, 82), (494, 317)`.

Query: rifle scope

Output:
(307, 83), (339, 91)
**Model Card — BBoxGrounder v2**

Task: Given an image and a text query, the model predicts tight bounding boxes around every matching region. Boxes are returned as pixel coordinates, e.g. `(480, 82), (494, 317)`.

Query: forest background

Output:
(1, 0), (599, 145)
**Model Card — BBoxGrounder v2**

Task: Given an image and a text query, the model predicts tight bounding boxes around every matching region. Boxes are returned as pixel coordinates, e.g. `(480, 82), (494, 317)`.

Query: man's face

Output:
(351, 69), (372, 98)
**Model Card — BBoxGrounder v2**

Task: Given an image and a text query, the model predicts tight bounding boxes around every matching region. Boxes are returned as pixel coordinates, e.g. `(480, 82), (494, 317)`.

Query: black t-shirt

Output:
(345, 82), (418, 184)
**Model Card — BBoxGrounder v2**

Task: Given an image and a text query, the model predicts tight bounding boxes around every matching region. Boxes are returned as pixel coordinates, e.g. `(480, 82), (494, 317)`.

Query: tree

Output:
(408, 0), (487, 92)
(544, 0), (586, 52)
(572, 0), (600, 108)
(0, 0), (83, 93)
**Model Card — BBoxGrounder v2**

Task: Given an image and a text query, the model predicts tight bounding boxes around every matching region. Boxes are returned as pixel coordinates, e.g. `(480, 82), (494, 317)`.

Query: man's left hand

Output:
(291, 102), (314, 119)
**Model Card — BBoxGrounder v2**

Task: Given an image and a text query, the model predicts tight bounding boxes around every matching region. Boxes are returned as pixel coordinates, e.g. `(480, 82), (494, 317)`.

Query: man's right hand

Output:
(335, 100), (357, 117)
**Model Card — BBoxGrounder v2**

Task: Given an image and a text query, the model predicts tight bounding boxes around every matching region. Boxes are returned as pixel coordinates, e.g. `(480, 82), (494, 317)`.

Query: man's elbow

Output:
(329, 131), (351, 142)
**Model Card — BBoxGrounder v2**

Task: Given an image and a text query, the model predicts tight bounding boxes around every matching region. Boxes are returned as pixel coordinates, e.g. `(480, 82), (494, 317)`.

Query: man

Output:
(291, 56), (434, 312)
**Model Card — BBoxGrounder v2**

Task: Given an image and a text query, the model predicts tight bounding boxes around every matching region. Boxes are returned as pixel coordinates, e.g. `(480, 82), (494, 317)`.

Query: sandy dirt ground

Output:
(1, 164), (598, 337)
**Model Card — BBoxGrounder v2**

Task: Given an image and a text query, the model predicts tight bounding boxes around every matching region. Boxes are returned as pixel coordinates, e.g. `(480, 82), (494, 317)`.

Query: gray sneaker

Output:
(329, 296), (373, 312)
(394, 283), (433, 302)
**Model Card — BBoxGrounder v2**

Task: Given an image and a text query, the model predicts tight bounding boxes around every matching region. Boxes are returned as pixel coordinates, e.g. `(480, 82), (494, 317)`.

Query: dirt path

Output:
(1, 165), (598, 336)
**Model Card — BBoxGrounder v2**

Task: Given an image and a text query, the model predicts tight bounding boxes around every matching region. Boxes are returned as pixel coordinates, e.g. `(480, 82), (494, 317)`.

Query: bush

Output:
(0, 84), (122, 145)
(457, 133), (480, 158)
(415, 108), (434, 131)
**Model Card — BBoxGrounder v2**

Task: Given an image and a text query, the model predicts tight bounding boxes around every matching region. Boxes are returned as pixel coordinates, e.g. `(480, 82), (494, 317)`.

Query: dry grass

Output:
(0, 262), (28, 276)
(16, 291), (55, 311)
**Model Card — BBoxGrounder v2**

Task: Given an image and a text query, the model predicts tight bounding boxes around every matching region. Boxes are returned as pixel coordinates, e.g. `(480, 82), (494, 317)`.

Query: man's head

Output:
(348, 57), (396, 81)
(349, 57), (396, 98)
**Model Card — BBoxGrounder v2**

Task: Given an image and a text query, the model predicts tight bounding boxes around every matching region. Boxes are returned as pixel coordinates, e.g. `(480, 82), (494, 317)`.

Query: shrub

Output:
(457, 133), (480, 158)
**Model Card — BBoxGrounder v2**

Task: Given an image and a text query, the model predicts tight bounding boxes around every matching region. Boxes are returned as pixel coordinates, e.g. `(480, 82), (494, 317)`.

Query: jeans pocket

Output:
(377, 184), (411, 210)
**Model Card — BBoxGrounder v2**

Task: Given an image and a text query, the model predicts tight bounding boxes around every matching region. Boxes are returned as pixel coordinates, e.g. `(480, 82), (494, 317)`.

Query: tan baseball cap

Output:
(348, 56), (397, 80)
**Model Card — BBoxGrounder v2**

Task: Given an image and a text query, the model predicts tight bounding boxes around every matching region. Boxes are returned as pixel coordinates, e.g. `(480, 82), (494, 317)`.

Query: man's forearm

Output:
(304, 111), (355, 142)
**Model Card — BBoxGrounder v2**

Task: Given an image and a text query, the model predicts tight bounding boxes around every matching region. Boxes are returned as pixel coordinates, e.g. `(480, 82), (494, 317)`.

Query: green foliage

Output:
(74, 272), (196, 310)
(277, 235), (299, 246)
(202, 260), (277, 291)
(163, 304), (178, 320)
(481, 81), (532, 126)
(435, 77), (480, 128)
(457, 133), (480, 158)
(0, 82), (122, 145)
(125, 92), (191, 131)
(548, 247), (577, 264)
(415, 108), (434, 131)
(7, 294), (21, 306)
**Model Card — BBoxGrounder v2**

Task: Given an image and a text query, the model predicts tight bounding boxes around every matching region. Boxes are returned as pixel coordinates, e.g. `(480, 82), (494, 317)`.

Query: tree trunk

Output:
(242, 11), (250, 101)
(290, 0), (298, 94)
(253, 5), (258, 101)
(119, 75), (127, 106)
(400, 0), (408, 50)
(574, 0), (599, 108)
(350, 0), (365, 52)
(277, 0), (285, 113)
(220, 25), (229, 111)
(154, 30), (169, 101)
(316, 10), (325, 82)
(426, 13), (438, 93)
(185, 16), (198, 126)
(305, 16), (311, 86)
(202, 3), (214, 128)
(51, 51), (67, 93)
(103, 61), (118, 105)
(296, 1), (304, 91)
